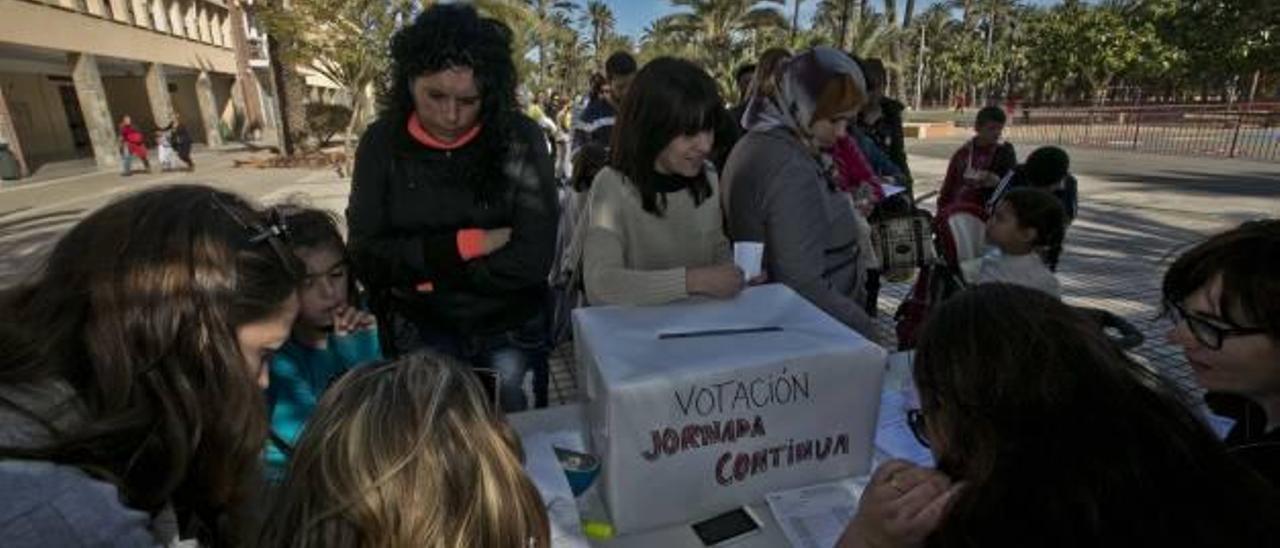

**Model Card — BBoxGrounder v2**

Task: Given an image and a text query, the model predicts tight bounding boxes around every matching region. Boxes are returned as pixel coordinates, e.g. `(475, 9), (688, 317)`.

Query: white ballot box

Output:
(572, 284), (886, 534)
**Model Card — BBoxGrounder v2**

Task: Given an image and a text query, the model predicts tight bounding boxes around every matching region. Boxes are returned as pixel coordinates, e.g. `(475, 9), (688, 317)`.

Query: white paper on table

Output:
(873, 388), (935, 467)
(880, 184), (907, 198)
(733, 241), (764, 280)
(522, 431), (590, 548)
(765, 478), (868, 548)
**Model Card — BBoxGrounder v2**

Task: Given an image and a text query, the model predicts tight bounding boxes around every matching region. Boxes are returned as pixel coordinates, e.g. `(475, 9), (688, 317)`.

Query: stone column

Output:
(144, 62), (174, 129)
(68, 53), (120, 170)
(0, 83), (30, 178)
(195, 71), (223, 147)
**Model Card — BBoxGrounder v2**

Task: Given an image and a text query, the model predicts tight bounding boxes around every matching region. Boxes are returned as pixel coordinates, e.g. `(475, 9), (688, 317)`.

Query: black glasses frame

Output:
(1166, 300), (1266, 351)
(907, 408), (931, 448)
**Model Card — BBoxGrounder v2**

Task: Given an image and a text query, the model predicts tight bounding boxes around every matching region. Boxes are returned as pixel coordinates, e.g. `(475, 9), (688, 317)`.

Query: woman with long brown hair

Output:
(259, 353), (550, 548)
(0, 185), (303, 546)
(838, 284), (1280, 548)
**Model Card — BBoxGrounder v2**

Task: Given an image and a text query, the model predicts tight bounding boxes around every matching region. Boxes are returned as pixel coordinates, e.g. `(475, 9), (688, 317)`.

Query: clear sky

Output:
(610, 0), (1059, 40)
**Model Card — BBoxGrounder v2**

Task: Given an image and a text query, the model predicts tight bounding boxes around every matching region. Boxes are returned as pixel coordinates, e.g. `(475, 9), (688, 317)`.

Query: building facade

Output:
(0, 0), (338, 177)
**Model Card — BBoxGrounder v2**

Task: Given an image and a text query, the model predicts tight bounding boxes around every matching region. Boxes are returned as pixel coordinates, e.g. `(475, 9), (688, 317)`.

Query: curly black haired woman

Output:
(346, 3), (558, 412)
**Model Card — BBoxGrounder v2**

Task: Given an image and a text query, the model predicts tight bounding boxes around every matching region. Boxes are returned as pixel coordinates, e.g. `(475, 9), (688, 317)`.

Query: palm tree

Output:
(902, 0), (916, 27)
(976, 0), (1017, 58)
(910, 3), (956, 106)
(653, 0), (789, 96)
(546, 11), (590, 97)
(947, 0), (977, 29)
(581, 0), (617, 67)
(524, 0), (577, 92)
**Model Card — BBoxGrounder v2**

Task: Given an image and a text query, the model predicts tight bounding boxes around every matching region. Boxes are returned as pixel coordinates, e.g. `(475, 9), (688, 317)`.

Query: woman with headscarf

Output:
(720, 47), (877, 339)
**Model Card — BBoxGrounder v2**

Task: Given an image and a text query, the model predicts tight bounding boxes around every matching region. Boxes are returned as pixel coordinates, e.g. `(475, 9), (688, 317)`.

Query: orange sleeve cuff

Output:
(457, 229), (487, 261)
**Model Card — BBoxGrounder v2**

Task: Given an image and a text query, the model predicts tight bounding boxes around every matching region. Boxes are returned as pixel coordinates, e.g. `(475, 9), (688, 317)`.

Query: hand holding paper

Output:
(734, 241), (764, 281)
(836, 460), (959, 548)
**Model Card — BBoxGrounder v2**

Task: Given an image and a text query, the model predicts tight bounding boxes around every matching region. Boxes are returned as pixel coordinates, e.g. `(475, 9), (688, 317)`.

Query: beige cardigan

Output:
(582, 166), (732, 306)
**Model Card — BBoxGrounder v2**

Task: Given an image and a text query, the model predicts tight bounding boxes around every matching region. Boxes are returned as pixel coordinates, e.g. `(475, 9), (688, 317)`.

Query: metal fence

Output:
(1003, 104), (1280, 162)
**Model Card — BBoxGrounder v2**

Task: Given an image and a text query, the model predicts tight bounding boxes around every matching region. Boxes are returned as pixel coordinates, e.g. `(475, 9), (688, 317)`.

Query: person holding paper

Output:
(837, 284), (1280, 548)
(1163, 220), (1280, 489)
(721, 47), (878, 339)
(582, 57), (746, 306)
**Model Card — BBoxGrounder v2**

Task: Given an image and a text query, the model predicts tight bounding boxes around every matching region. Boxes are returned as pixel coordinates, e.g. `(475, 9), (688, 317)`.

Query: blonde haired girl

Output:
(259, 353), (550, 548)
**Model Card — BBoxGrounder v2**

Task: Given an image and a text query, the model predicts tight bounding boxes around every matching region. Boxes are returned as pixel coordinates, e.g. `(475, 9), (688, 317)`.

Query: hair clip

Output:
(248, 208), (290, 244)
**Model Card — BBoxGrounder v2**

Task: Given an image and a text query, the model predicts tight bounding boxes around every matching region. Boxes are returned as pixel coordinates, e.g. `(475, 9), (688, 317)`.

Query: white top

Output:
(961, 249), (1060, 298)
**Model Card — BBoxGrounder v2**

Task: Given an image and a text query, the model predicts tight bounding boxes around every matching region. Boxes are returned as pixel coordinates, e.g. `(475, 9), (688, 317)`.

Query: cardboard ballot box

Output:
(572, 284), (886, 534)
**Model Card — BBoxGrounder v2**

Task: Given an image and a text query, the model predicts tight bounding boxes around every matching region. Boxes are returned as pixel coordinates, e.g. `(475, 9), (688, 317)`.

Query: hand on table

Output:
(686, 264), (745, 299)
(836, 460), (960, 548)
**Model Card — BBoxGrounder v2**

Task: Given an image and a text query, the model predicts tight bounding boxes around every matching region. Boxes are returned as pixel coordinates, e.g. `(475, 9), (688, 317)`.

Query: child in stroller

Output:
(894, 188), (1141, 350)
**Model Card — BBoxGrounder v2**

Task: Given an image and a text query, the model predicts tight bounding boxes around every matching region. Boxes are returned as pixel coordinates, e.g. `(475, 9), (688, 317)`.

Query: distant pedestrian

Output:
(170, 115), (195, 171)
(118, 115), (149, 176)
(155, 125), (177, 172)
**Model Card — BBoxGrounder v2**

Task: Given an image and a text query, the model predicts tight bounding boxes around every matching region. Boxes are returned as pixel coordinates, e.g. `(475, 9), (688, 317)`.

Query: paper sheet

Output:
(523, 431), (590, 548)
(873, 388), (935, 468)
(765, 479), (867, 548)
(734, 241), (765, 280)
(881, 184), (907, 198)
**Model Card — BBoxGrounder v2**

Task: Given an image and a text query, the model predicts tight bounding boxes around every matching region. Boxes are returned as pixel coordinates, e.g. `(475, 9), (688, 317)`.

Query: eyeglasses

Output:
(906, 408), (930, 448)
(1166, 300), (1266, 351)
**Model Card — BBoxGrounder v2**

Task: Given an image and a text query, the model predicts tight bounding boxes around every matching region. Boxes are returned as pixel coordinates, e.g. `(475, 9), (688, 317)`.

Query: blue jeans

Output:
(388, 311), (549, 413)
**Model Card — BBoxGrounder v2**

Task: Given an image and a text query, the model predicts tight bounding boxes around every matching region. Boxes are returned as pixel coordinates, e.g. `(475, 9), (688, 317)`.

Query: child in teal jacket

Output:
(264, 206), (382, 481)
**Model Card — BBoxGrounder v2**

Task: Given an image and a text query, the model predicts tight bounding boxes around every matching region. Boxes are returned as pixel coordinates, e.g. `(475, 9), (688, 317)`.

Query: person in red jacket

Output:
(118, 115), (150, 176)
(936, 106), (1015, 213)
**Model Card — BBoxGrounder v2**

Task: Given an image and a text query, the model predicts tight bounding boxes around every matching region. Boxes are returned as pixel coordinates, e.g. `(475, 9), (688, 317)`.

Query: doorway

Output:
(57, 84), (92, 158)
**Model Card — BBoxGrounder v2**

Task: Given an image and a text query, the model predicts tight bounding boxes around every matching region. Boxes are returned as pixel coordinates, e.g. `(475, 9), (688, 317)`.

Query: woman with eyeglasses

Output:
(258, 353), (549, 547)
(838, 284), (1280, 548)
(1163, 219), (1280, 488)
(0, 185), (303, 546)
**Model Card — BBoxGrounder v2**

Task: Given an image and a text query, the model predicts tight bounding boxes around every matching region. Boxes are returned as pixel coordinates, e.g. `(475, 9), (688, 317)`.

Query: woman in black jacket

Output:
(347, 3), (558, 412)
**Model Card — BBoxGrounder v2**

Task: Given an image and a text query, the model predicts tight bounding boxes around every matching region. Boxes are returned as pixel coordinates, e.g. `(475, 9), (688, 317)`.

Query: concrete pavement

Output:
(0, 148), (348, 288)
(2, 138), (1276, 407)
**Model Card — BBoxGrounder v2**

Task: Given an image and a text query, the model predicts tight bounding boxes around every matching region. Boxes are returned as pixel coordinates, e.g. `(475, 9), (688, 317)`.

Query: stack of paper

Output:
(765, 479), (867, 548)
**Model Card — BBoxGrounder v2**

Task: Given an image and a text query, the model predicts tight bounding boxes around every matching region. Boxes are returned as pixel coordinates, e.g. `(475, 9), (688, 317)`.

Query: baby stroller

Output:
(892, 198), (1143, 351)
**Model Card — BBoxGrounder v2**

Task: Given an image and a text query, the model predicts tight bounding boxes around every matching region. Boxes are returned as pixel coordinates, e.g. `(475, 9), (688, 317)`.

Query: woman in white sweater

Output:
(582, 57), (746, 306)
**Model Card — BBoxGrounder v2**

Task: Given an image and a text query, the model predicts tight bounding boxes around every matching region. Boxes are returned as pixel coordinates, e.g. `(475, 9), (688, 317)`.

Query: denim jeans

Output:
(387, 310), (549, 413)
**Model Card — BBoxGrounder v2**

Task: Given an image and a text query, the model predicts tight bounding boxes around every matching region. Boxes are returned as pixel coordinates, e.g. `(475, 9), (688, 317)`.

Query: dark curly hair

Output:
(381, 3), (518, 202)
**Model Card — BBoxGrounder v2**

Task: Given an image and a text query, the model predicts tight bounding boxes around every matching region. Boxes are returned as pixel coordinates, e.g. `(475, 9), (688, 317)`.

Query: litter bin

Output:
(0, 143), (21, 181)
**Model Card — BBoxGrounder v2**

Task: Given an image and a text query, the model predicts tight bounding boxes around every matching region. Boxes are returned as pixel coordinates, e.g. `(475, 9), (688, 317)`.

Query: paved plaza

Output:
(2, 139), (1276, 408)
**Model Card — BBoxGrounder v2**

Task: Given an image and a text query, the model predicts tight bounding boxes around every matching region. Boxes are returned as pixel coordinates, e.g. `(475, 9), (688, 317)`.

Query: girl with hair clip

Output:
(258, 353), (550, 548)
(839, 284), (1280, 548)
(1163, 219), (1280, 488)
(347, 2), (558, 413)
(264, 205), (382, 482)
(581, 57), (749, 306)
(0, 185), (303, 546)
(960, 187), (1065, 298)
